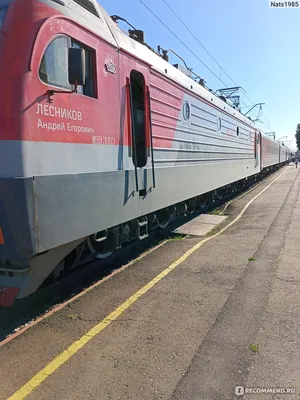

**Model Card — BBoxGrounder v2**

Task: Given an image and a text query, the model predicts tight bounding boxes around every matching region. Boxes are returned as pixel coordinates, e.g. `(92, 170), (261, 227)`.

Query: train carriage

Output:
(279, 143), (287, 164)
(0, 0), (291, 306)
(261, 134), (279, 169)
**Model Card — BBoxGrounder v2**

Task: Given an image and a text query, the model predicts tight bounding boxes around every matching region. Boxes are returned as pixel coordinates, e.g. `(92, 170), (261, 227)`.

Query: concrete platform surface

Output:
(173, 214), (228, 236)
(1, 166), (300, 400)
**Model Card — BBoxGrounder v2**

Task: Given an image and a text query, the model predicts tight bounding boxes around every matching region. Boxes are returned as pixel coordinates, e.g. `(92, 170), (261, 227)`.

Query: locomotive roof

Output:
(103, 10), (257, 130)
(99, 8), (290, 149)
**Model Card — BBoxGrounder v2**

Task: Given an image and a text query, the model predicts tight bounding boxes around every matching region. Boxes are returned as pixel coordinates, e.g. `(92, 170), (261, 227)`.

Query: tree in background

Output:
(296, 124), (300, 150)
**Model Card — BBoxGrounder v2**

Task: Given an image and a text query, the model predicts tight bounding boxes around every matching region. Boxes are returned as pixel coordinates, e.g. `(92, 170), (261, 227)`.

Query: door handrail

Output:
(147, 89), (156, 189)
(128, 82), (139, 192)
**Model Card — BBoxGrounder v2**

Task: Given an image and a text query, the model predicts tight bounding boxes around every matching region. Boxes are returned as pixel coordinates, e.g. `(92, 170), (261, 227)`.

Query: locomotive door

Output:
(128, 70), (155, 196)
(254, 131), (261, 169)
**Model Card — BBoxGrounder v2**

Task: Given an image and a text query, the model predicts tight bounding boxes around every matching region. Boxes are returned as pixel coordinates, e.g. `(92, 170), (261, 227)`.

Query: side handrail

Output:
(128, 82), (139, 192)
(147, 88), (156, 188)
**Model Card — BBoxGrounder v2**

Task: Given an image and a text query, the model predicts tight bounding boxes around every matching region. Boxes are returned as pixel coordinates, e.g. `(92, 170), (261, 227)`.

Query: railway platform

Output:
(1, 165), (300, 400)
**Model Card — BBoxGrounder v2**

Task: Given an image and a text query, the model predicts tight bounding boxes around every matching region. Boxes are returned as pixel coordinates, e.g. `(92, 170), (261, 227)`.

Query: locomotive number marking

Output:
(92, 136), (116, 145)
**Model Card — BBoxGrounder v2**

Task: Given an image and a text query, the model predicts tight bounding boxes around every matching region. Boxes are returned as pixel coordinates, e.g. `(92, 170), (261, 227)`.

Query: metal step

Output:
(137, 217), (148, 240)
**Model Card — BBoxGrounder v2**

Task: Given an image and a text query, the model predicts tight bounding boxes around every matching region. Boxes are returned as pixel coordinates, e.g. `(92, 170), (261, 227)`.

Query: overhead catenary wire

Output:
(137, 0), (229, 87)
(137, 0), (273, 131)
(161, 0), (267, 113)
(160, 0), (273, 130)
(161, 0), (240, 88)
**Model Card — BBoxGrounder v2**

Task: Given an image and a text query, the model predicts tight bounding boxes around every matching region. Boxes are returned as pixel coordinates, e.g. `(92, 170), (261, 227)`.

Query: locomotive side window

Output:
(39, 36), (96, 98)
(0, 6), (8, 29)
(129, 70), (147, 168)
(71, 40), (95, 97)
(39, 36), (70, 89)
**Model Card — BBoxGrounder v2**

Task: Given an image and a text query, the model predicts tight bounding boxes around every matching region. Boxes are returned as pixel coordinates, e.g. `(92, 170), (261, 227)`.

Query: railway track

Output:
(0, 167), (282, 344)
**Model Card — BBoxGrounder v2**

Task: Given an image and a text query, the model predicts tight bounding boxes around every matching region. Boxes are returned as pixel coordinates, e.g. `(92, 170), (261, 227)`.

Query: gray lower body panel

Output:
(35, 160), (260, 253)
(0, 178), (36, 260)
(0, 160), (261, 261)
(0, 160), (280, 299)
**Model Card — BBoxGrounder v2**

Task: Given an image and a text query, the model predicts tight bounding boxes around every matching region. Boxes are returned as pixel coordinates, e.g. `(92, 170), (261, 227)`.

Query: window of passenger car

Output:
(39, 35), (96, 98)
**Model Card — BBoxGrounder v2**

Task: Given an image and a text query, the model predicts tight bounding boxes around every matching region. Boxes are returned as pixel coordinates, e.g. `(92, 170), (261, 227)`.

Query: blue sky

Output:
(100, 0), (299, 150)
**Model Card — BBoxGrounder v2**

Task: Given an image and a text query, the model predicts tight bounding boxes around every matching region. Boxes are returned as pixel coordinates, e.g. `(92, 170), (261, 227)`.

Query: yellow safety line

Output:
(8, 167), (288, 400)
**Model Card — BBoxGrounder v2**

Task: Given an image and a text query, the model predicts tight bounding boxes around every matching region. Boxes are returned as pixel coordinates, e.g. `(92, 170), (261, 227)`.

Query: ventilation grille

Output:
(73, 0), (99, 18)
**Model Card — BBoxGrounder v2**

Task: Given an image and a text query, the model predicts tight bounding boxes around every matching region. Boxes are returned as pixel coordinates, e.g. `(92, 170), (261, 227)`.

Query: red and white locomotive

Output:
(0, 0), (291, 306)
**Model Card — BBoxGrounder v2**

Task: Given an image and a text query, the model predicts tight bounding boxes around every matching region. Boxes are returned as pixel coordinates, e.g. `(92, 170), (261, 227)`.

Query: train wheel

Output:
(178, 202), (188, 216)
(87, 236), (113, 260)
(95, 251), (113, 260)
(156, 209), (170, 229)
(187, 199), (196, 214)
(199, 201), (207, 209)
(216, 190), (223, 200)
(198, 194), (207, 209)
